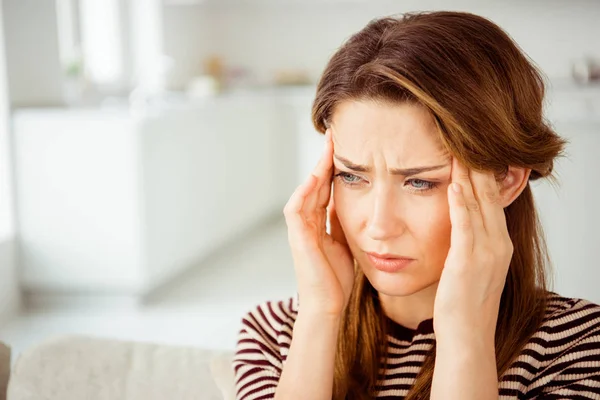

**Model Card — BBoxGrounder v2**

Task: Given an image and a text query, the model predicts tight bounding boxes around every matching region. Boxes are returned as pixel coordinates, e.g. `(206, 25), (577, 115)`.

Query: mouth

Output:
(365, 252), (414, 273)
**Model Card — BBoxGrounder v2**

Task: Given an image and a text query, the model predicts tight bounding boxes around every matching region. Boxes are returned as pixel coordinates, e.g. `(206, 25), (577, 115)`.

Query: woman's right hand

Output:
(283, 129), (355, 317)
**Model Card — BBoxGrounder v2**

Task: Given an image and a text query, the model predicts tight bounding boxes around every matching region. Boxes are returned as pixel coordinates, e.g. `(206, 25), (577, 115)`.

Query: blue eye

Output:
(335, 172), (362, 186)
(406, 179), (437, 192)
(334, 173), (438, 193)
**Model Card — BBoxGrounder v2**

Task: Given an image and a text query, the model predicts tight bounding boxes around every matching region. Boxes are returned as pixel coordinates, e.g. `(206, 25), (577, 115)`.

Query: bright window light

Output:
(79, 0), (123, 85)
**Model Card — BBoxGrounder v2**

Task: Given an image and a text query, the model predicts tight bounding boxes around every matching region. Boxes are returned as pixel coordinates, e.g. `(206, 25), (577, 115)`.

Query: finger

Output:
(284, 173), (318, 240)
(316, 129), (334, 208)
(469, 169), (508, 237)
(303, 129), (334, 215)
(451, 157), (484, 235)
(328, 196), (348, 246)
(448, 181), (474, 255)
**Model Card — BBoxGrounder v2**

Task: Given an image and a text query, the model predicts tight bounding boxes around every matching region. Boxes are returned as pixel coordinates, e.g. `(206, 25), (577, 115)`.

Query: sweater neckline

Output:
(385, 315), (434, 341)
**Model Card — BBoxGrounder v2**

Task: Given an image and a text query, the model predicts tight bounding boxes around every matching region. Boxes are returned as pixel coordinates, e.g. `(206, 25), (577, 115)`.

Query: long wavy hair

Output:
(311, 11), (566, 400)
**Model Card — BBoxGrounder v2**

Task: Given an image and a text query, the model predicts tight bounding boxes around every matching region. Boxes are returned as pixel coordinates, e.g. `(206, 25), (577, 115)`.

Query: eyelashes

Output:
(333, 172), (440, 193)
(334, 172), (362, 185)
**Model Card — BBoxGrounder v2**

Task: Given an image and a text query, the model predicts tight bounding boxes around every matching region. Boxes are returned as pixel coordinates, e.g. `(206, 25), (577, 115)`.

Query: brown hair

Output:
(311, 11), (566, 400)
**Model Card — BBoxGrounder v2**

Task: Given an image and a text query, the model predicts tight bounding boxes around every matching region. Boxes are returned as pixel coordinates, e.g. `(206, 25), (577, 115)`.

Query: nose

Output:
(366, 188), (406, 241)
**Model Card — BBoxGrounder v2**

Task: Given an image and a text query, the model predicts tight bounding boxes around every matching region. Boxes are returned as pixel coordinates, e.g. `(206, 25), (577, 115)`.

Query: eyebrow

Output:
(334, 154), (449, 176)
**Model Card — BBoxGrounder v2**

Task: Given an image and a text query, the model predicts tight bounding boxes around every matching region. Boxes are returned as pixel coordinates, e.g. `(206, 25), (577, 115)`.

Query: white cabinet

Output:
(14, 110), (143, 294)
(12, 96), (297, 298)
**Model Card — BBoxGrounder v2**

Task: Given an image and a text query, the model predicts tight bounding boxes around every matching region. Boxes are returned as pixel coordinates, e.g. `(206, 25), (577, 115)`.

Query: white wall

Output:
(162, 5), (219, 90)
(162, 0), (600, 89)
(532, 119), (600, 304)
(2, 0), (64, 107)
(0, 0), (20, 323)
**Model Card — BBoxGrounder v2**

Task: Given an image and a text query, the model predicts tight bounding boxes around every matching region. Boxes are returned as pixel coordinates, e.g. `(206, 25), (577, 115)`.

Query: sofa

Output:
(0, 335), (237, 400)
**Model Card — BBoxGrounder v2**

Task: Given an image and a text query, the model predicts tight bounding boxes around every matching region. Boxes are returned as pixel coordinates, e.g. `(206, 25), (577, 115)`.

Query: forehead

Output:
(329, 99), (448, 165)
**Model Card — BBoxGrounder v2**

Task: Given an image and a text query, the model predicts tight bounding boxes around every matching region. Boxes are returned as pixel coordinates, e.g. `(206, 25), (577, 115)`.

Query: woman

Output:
(233, 11), (600, 400)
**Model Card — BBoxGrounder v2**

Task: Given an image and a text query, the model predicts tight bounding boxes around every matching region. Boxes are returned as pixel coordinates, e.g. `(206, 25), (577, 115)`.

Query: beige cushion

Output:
(208, 352), (235, 400)
(7, 335), (228, 400)
(0, 342), (10, 400)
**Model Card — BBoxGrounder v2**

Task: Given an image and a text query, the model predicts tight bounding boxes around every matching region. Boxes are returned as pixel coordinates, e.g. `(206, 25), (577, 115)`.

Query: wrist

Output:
(297, 308), (342, 325)
(437, 330), (495, 346)
(434, 320), (497, 348)
(436, 333), (496, 364)
(293, 310), (342, 347)
(298, 300), (345, 321)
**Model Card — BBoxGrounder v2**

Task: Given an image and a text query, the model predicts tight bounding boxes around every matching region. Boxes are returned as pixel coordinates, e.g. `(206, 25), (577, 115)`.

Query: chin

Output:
(362, 264), (437, 297)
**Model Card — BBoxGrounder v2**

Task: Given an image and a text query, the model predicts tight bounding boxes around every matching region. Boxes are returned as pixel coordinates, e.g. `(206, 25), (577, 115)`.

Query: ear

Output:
(499, 166), (531, 207)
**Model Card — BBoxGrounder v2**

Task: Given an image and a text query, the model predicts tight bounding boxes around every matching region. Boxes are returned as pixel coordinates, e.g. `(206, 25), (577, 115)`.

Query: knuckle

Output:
(283, 202), (298, 218)
(483, 189), (499, 204)
(465, 201), (480, 212)
(283, 202), (292, 216)
(457, 172), (470, 181)
(457, 218), (471, 230)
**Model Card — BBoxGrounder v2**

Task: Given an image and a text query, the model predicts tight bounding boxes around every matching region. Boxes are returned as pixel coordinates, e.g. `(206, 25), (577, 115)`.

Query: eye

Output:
(334, 172), (363, 186)
(406, 179), (438, 192)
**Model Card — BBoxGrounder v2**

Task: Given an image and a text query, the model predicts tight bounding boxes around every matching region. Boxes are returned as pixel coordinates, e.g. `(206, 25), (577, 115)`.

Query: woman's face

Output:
(330, 99), (453, 297)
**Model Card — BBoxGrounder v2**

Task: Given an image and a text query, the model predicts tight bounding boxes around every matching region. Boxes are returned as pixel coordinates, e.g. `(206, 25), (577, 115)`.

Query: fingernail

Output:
(451, 183), (461, 193)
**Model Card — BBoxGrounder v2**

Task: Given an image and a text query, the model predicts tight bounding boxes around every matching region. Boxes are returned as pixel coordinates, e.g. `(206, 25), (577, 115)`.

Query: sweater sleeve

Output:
(232, 297), (298, 400)
(527, 299), (600, 399)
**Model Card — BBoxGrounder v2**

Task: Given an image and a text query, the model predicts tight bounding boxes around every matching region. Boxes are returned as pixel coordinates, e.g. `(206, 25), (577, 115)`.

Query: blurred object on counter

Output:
(224, 66), (258, 89)
(186, 75), (220, 98)
(273, 69), (313, 86)
(572, 57), (600, 84)
(204, 55), (225, 85)
(182, 54), (225, 98)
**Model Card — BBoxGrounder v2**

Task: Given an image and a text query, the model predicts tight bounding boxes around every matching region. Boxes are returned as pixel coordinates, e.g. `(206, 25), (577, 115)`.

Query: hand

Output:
(283, 129), (355, 317)
(433, 158), (513, 342)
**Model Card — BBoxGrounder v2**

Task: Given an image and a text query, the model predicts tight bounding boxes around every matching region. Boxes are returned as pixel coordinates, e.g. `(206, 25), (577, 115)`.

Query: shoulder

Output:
(232, 296), (299, 398)
(518, 293), (600, 397)
(530, 291), (600, 357)
(239, 295), (299, 336)
(541, 292), (600, 338)
(242, 296), (298, 333)
(506, 292), (600, 372)
(234, 294), (299, 363)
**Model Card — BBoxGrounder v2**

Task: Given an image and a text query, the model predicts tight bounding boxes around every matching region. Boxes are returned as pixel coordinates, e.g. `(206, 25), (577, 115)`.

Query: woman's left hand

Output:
(433, 157), (514, 342)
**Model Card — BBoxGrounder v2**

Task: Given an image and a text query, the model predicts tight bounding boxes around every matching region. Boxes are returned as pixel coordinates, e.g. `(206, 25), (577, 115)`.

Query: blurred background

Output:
(0, 0), (599, 361)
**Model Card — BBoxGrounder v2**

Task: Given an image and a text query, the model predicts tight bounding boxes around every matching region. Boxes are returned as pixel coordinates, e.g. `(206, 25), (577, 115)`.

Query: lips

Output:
(366, 252), (414, 273)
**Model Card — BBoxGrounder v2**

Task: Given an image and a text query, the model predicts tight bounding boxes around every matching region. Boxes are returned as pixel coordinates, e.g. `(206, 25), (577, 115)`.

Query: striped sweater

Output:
(233, 292), (600, 399)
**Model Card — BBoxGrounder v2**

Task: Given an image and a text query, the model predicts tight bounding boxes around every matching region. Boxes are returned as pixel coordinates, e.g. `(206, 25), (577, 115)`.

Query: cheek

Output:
(410, 197), (452, 261)
(332, 184), (352, 226)
(331, 184), (364, 241)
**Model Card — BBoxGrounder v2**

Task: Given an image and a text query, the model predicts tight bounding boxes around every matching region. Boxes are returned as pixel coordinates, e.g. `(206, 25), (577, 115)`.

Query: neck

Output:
(378, 282), (439, 330)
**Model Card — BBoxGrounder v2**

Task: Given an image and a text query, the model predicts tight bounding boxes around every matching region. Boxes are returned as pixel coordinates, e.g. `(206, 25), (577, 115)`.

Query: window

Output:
(79, 0), (123, 85)
(56, 0), (124, 88)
